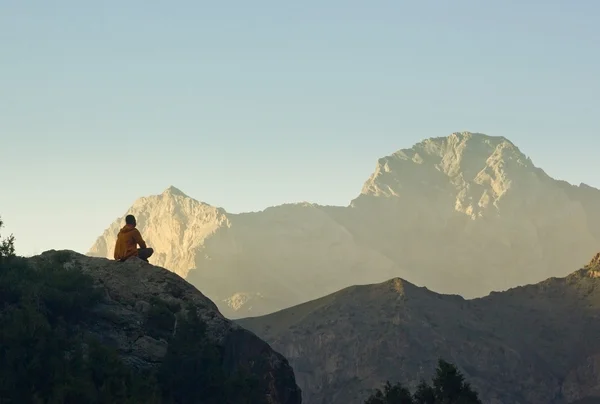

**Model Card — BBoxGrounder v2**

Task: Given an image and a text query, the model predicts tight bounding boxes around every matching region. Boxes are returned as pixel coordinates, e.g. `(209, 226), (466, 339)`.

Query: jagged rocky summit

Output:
(89, 132), (600, 317)
(238, 253), (600, 404)
(31, 250), (302, 404)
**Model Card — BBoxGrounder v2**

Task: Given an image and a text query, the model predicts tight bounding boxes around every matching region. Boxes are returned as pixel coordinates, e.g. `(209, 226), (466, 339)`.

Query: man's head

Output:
(125, 214), (136, 227)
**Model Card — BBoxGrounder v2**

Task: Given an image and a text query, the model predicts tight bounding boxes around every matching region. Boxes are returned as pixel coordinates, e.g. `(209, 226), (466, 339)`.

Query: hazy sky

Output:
(2, 0), (599, 256)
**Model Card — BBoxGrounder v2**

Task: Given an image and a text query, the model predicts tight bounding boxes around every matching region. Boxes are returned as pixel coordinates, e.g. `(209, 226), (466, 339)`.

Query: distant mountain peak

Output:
(389, 131), (523, 163)
(586, 252), (600, 272)
(355, 131), (543, 217)
(451, 131), (510, 143)
(385, 277), (409, 294)
(419, 131), (509, 145)
(162, 185), (188, 197)
(345, 277), (459, 303)
(89, 185), (229, 278)
(410, 131), (524, 163)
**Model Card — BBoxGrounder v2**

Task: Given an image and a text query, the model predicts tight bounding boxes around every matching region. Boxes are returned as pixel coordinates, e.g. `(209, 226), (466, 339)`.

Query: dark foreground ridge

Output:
(20, 250), (302, 404)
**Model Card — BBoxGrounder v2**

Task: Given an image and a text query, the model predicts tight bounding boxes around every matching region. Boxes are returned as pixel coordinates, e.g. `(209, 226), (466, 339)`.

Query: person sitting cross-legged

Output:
(114, 214), (154, 262)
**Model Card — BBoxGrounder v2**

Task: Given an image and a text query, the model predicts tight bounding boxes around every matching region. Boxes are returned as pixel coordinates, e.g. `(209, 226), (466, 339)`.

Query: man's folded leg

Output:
(137, 247), (154, 262)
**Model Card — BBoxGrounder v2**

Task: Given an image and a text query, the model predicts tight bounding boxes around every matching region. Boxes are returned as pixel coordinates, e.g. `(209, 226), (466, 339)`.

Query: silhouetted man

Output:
(114, 214), (154, 262)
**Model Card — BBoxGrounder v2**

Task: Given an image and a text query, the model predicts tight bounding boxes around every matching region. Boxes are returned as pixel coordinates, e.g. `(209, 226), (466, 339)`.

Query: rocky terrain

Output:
(31, 250), (302, 404)
(89, 132), (600, 317)
(238, 254), (600, 404)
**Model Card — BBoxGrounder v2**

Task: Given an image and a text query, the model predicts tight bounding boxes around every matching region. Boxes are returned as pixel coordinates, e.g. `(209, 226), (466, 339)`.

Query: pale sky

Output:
(1, 0), (599, 256)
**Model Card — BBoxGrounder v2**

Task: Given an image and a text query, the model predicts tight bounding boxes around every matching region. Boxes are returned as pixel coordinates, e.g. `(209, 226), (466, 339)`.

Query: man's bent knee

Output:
(138, 248), (154, 260)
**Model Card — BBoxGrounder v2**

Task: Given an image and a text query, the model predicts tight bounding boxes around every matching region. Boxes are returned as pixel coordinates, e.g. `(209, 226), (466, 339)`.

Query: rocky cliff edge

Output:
(31, 250), (302, 404)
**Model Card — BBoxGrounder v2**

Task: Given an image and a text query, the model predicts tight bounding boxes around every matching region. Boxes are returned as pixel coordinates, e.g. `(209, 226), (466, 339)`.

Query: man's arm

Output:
(134, 229), (147, 249)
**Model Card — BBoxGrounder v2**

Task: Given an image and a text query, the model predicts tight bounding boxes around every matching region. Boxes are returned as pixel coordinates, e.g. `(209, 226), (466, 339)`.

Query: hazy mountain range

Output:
(238, 254), (600, 404)
(88, 132), (600, 318)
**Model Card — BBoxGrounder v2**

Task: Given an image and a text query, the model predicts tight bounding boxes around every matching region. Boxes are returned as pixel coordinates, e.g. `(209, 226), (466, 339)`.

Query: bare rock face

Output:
(90, 132), (600, 317)
(239, 255), (600, 404)
(32, 250), (301, 404)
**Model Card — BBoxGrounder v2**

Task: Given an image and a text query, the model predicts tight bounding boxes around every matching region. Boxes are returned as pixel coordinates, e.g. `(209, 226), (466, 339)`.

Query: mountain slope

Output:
(238, 255), (600, 404)
(89, 132), (600, 317)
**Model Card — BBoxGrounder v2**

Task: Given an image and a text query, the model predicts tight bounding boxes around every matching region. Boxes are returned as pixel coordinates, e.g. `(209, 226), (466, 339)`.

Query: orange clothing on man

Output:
(114, 214), (154, 262)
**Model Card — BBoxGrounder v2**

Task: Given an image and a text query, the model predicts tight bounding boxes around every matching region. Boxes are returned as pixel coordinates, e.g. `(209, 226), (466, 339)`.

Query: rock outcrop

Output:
(238, 254), (600, 404)
(32, 250), (302, 404)
(89, 132), (600, 317)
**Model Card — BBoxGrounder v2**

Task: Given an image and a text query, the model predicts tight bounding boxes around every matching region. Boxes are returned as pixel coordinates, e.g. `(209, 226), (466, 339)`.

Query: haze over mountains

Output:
(238, 254), (600, 404)
(89, 132), (600, 317)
